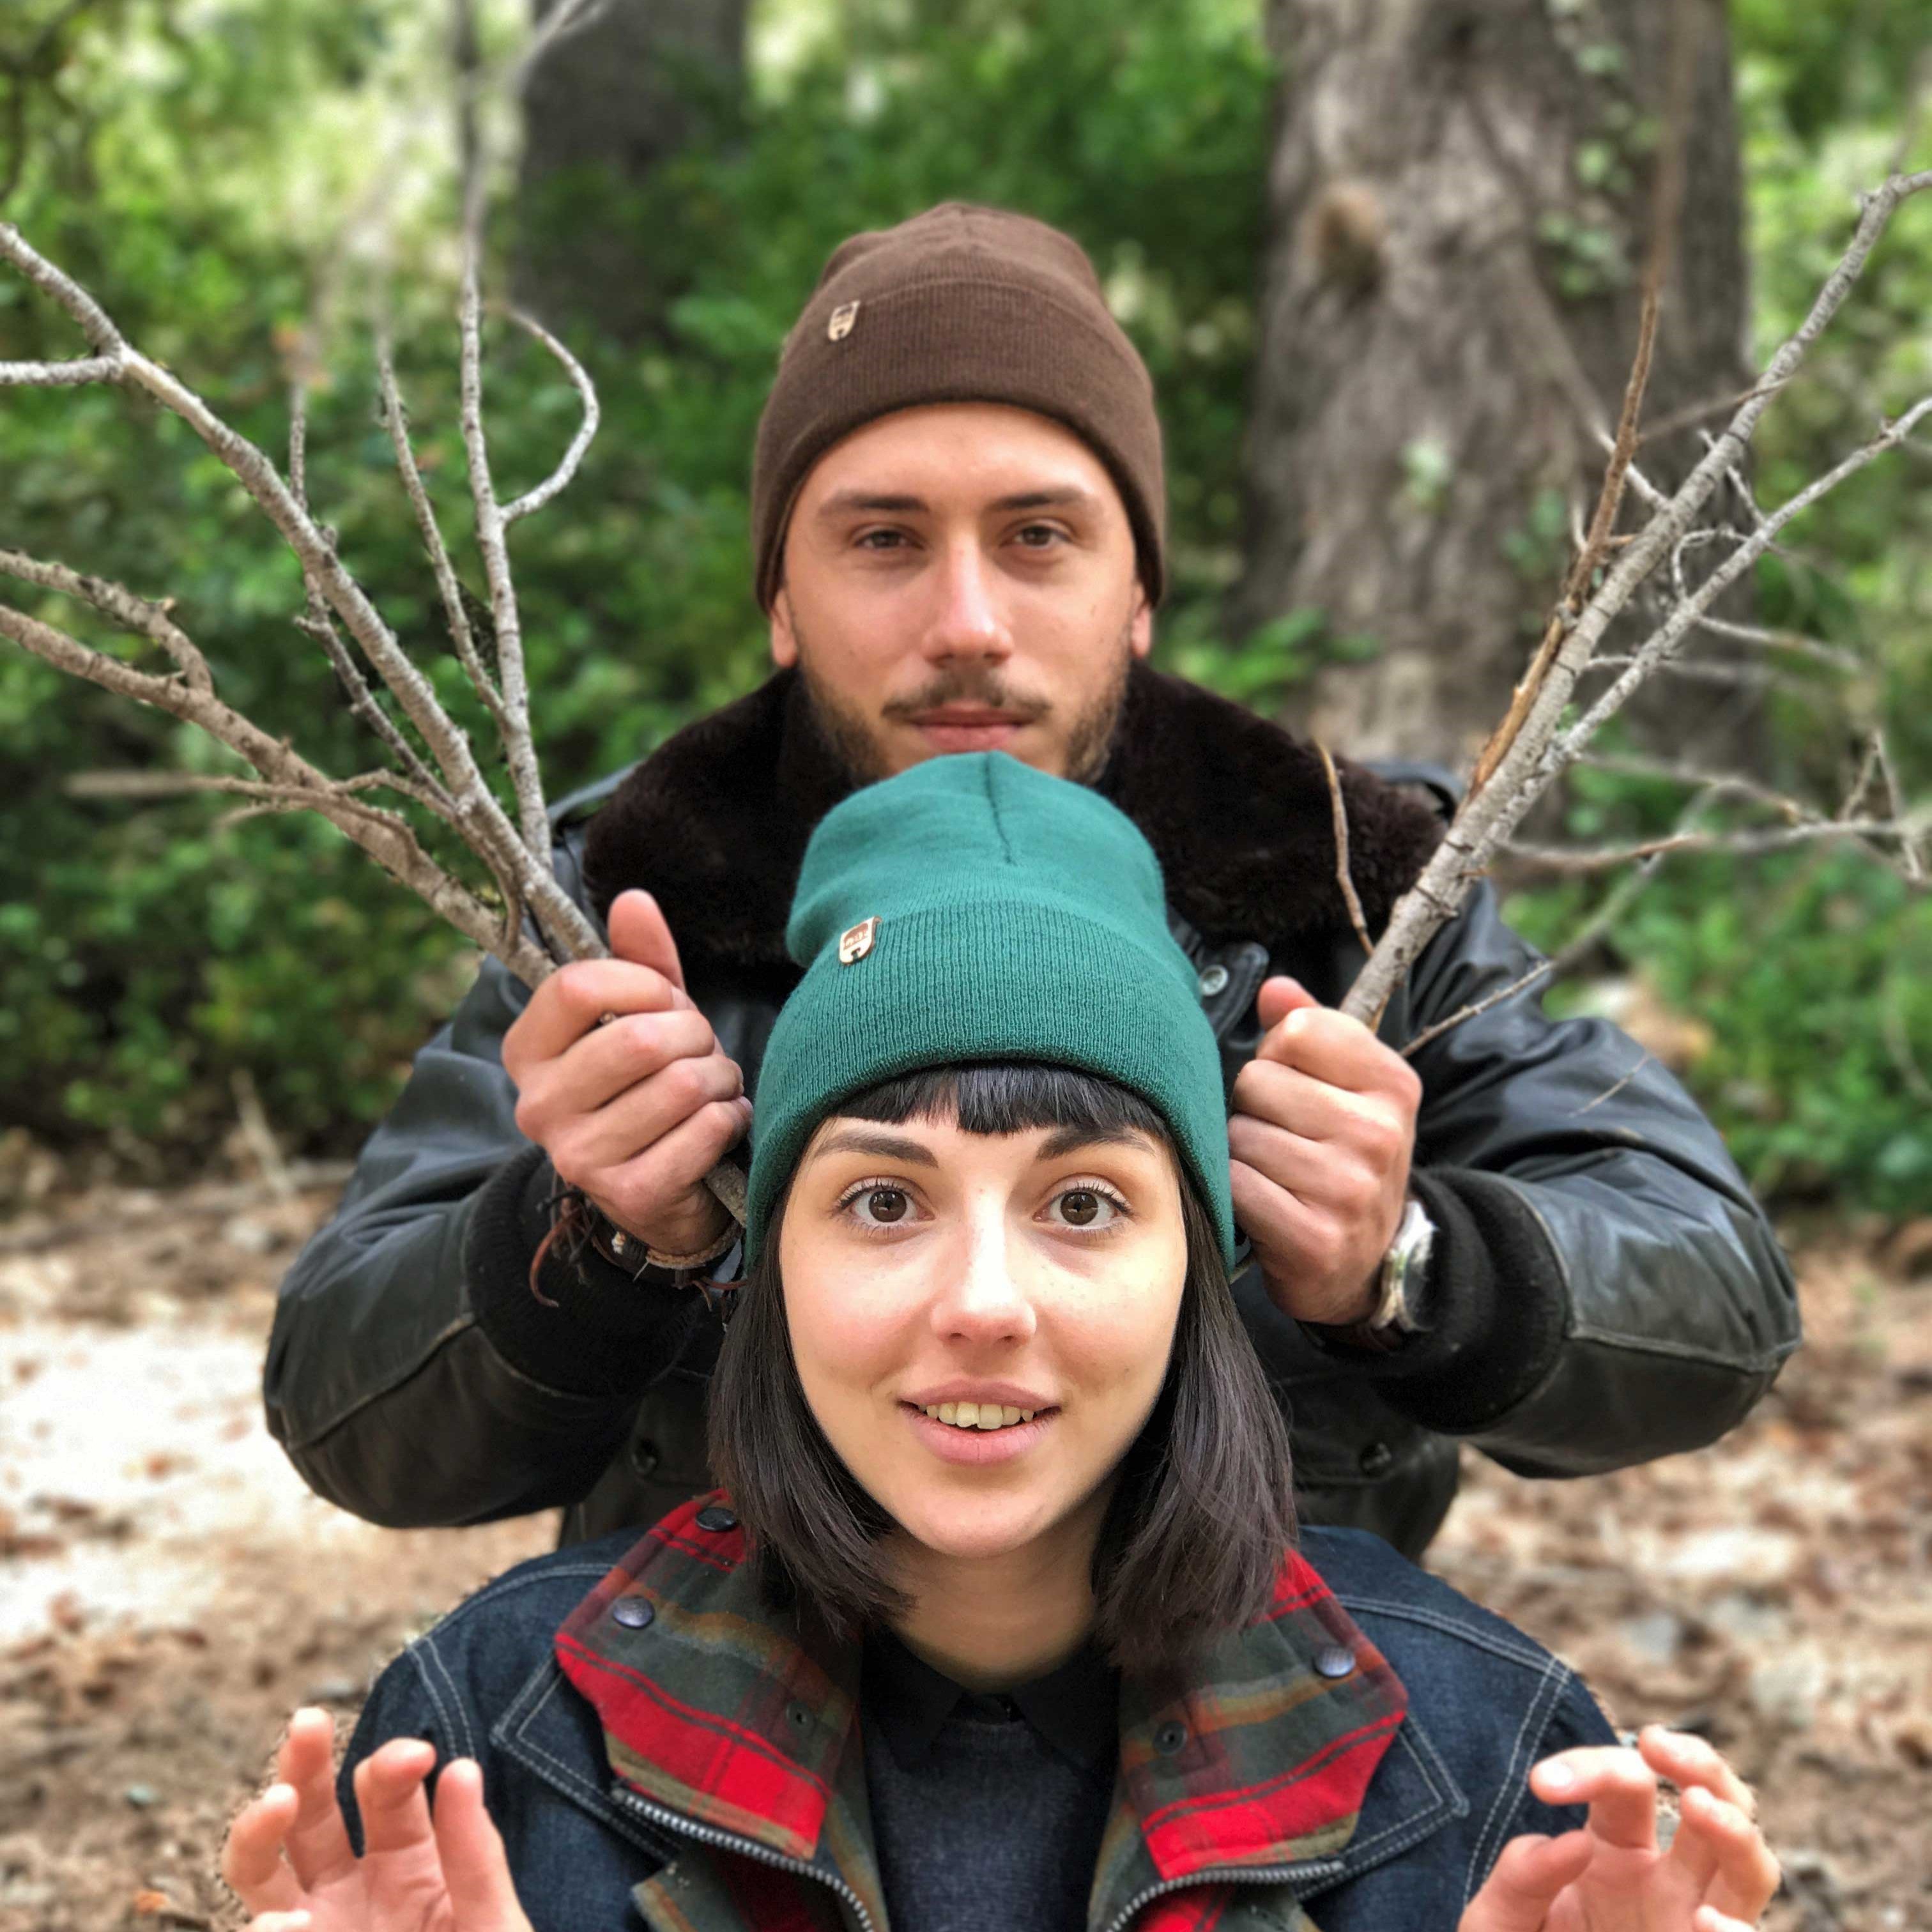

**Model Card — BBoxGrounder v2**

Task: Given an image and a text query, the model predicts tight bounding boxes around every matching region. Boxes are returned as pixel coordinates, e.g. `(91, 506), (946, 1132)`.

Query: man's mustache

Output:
(880, 673), (1051, 723)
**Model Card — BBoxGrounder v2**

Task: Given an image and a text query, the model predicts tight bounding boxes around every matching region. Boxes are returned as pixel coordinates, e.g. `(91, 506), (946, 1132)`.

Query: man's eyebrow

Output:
(988, 487), (1100, 514)
(813, 490), (930, 519)
(811, 486), (1101, 520)
(1036, 1123), (1158, 1160)
(808, 1128), (940, 1166)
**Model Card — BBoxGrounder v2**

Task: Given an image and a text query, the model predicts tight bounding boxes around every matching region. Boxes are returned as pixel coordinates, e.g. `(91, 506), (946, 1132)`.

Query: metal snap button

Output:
(1197, 963), (1230, 999)
(1153, 1719), (1188, 1756)
(612, 1595), (654, 1630)
(786, 1702), (812, 1733)
(1358, 1439), (1395, 1478)
(695, 1503), (738, 1532)
(1314, 1644), (1354, 1680)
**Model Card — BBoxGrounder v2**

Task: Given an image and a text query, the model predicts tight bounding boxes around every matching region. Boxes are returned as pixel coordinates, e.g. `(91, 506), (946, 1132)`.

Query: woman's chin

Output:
(887, 1491), (1058, 1564)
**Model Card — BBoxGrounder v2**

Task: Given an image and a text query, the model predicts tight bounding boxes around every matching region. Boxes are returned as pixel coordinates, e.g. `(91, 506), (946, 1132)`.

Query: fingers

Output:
(592, 1095), (753, 1224)
(503, 955), (687, 1075)
(1250, 980), (1422, 1106)
(1232, 1057), (1405, 1144)
(1639, 1726), (1756, 1818)
(221, 1782), (305, 1915)
(351, 1738), (457, 1909)
(351, 1737), (440, 1854)
(550, 1006), (723, 1114)
(1457, 1832), (1594, 1932)
(1531, 1745), (1659, 1851)
(1674, 1782), (1781, 1921)
(240, 1916), (313, 1932)
(273, 1707), (356, 1890)
(608, 890), (687, 993)
(1255, 974), (1320, 1033)
(1693, 1911), (1758, 1932)
(434, 1759), (535, 1931)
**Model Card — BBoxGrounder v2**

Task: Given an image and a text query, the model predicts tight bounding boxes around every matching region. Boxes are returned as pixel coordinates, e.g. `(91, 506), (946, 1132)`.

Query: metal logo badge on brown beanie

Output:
(750, 202), (1165, 611)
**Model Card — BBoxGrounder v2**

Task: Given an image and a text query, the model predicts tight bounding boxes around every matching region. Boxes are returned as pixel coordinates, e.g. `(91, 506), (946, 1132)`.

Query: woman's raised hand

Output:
(1460, 1726), (1779, 1932)
(222, 1707), (533, 1932)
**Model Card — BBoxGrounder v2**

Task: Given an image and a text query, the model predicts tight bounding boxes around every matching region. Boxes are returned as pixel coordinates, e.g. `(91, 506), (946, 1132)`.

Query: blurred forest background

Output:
(1, 0), (1929, 1219)
(4, 10), (1932, 1928)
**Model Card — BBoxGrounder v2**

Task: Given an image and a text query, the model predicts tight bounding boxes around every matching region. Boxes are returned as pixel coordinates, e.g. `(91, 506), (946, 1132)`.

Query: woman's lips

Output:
(902, 1402), (1055, 1465)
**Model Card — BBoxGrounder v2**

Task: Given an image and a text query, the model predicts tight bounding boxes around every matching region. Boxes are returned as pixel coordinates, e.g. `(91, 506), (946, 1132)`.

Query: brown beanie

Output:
(751, 202), (1165, 611)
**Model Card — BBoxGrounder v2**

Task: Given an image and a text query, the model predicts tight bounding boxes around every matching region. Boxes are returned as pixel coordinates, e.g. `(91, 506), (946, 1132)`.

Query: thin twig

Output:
(1507, 816), (1928, 873)
(457, 203), (551, 863)
(374, 335), (508, 730)
(1317, 742), (1373, 956)
(500, 307), (601, 524)
(0, 546), (211, 690)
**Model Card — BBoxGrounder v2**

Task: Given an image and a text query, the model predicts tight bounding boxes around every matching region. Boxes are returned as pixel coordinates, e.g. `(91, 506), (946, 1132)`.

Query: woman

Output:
(226, 755), (1777, 1932)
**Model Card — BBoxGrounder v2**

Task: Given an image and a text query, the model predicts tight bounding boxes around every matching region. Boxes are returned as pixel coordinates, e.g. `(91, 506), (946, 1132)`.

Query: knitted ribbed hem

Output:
(465, 1144), (704, 1400)
(746, 893), (1233, 1268)
(1300, 1168), (1568, 1435)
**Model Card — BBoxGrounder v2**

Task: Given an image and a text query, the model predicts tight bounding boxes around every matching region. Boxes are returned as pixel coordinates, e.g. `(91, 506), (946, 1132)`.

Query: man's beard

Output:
(793, 628), (1135, 790)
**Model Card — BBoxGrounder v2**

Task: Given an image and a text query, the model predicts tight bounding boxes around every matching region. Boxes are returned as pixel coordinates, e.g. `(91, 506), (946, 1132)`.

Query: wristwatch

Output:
(1311, 1195), (1436, 1354)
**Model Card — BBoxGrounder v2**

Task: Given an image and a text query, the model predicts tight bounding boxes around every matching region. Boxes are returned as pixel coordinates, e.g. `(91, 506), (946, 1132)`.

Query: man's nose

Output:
(928, 1210), (1036, 1346)
(921, 540), (1011, 664)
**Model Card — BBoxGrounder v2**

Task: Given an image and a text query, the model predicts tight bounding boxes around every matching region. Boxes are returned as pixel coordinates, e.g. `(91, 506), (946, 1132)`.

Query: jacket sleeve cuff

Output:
(464, 1144), (705, 1399)
(1301, 1167), (1570, 1434)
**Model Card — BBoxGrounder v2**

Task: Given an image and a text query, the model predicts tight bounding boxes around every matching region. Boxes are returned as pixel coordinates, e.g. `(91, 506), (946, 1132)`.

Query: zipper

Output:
(610, 1782), (879, 1932)
(1099, 1855), (1347, 1932)
(612, 1780), (1342, 1932)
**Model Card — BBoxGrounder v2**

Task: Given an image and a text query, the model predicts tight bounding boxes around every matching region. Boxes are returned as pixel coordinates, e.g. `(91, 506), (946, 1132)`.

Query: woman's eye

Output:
(1047, 1186), (1123, 1229)
(845, 1185), (913, 1226)
(856, 528), (907, 551)
(1015, 524), (1062, 549)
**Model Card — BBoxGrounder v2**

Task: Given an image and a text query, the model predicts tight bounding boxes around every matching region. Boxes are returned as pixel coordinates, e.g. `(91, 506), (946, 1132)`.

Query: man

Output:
(264, 203), (1798, 1558)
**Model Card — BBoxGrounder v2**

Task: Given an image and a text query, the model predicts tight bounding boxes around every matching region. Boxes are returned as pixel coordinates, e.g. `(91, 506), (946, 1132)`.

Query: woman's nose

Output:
(928, 1213), (1036, 1345)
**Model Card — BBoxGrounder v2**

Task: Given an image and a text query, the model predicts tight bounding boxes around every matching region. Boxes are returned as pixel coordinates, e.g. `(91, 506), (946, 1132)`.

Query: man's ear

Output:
(1128, 581), (1154, 660)
(770, 583), (800, 668)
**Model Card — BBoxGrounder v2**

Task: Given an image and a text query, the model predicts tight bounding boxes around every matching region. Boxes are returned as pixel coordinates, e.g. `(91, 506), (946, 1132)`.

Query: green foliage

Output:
(1, 0), (1280, 1161)
(3, 0), (1928, 1212)
(1510, 842), (1932, 1217)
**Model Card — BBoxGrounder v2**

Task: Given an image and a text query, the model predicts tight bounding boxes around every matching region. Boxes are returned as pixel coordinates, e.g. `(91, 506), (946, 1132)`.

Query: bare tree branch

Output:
(1342, 169), (1932, 1028)
(0, 546), (210, 689)
(0, 217), (601, 963)
(501, 306), (600, 524)
(457, 216), (552, 864)
(1508, 815), (1929, 875)
(374, 335), (509, 731)
(1317, 742), (1372, 956)
(0, 593), (553, 984)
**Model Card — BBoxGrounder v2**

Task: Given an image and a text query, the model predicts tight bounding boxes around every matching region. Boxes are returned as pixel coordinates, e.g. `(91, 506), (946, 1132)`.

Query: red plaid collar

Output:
(557, 1494), (1407, 1898)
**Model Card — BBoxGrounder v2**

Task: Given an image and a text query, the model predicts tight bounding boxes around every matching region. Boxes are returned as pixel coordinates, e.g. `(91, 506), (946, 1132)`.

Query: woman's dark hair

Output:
(709, 1062), (1296, 1676)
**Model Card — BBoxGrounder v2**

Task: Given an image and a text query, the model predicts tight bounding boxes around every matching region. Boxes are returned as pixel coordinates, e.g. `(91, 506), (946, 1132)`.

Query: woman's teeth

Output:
(924, 1402), (1034, 1430)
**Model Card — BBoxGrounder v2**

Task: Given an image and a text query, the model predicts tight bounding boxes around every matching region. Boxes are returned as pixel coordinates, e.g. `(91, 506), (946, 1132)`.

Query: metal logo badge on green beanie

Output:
(743, 753), (1235, 1268)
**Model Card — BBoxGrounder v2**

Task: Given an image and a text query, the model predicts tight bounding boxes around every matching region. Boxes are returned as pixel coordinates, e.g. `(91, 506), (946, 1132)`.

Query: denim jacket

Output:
(339, 1499), (1614, 1932)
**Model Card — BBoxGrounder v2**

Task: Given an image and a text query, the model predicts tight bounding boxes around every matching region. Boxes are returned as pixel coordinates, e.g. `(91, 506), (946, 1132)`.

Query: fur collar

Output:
(581, 664), (1443, 978)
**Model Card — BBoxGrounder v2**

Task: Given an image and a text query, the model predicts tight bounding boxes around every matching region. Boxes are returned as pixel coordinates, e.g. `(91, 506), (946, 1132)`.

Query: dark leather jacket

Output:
(265, 669), (1800, 1556)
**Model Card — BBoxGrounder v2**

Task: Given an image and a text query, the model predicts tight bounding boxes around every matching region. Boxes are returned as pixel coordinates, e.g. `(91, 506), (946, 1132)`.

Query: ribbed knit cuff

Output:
(1300, 1168), (1569, 1435)
(464, 1144), (705, 1399)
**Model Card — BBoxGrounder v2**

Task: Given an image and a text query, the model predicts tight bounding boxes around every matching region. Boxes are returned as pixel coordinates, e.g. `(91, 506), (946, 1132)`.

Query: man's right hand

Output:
(503, 889), (752, 1261)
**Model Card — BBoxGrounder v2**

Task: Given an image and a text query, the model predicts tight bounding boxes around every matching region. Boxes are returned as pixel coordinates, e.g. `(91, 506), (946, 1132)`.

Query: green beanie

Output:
(744, 753), (1234, 1268)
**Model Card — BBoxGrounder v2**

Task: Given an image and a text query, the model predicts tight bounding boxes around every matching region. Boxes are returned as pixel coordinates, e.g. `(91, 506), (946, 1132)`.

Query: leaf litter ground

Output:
(0, 1179), (1927, 1930)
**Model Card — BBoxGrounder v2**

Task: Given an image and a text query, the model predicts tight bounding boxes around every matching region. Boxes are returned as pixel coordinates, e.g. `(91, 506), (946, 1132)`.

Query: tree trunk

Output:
(514, 0), (747, 344)
(1234, 0), (1754, 772)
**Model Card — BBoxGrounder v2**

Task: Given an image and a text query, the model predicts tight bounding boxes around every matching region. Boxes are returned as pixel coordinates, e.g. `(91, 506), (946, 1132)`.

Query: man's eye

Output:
(1015, 525), (1062, 549)
(856, 528), (907, 551)
(1046, 1186), (1125, 1229)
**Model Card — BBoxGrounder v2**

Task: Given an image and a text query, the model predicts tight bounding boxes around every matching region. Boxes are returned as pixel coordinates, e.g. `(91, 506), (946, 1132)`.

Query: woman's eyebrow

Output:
(809, 1128), (940, 1167)
(1036, 1124), (1155, 1160)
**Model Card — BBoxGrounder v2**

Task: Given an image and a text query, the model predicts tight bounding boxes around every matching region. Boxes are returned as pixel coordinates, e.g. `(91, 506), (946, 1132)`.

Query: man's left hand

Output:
(1229, 975), (1422, 1327)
